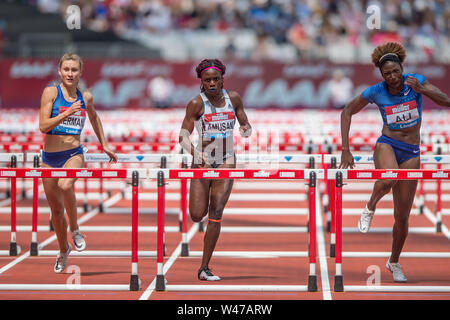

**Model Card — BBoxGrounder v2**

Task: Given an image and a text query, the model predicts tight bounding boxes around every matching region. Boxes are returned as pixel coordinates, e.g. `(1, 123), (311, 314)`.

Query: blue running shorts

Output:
(42, 146), (84, 168)
(376, 135), (420, 164)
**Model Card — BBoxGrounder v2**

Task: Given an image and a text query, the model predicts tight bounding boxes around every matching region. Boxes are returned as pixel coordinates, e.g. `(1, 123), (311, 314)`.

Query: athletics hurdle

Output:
(0, 167), (144, 291)
(324, 153), (450, 257)
(328, 168), (450, 293)
(152, 167), (323, 293)
(0, 153), (24, 256)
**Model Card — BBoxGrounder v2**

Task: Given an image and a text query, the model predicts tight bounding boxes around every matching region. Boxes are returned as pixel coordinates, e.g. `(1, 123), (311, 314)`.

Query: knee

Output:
(190, 209), (207, 223)
(379, 180), (396, 193)
(58, 179), (73, 192)
(394, 213), (409, 226)
(51, 207), (65, 218)
(208, 204), (225, 221)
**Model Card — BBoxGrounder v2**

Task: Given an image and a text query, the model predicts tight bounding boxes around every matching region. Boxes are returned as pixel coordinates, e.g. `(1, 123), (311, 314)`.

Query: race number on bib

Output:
(385, 100), (419, 129)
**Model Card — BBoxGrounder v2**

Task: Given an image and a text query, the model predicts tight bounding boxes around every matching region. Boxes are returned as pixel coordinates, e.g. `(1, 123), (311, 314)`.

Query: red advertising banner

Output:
(0, 58), (449, 110)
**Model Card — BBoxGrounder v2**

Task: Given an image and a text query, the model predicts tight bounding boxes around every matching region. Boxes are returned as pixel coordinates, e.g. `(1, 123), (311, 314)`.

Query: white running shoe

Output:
(386, 260), (407, 282)
(72, 229), (86, 251)
(358, 205), (374, 233)
(54, 243), (72, 273)
(198, 266), (221, 281)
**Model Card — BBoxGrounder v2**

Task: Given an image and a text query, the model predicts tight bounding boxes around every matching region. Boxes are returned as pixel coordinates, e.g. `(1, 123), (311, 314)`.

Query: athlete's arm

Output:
(339, 94), (369, 169)
(179, 96), (204, 162)
(39, 86), (81, 133)
(84, 91), (117, 163)
(406, 77), (450, 107)
(229, 91), (252, 138)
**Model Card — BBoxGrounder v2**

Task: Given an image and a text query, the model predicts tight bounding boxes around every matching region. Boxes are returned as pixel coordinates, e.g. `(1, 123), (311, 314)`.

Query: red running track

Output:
(0, 177), (449, 301)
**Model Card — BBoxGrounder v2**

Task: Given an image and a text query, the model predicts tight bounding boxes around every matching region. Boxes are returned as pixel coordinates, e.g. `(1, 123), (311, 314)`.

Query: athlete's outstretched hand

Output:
(103, 145), (118, 163)
(339, 149), (355, 169)
(239, 124), (252, 138)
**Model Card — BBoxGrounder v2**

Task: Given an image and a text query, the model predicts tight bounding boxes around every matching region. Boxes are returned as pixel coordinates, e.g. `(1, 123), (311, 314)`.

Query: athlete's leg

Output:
(189, 177), (211, 223)
(41, 163), (69, 253)
(60, 154), (84, 232)
(390, 156), (420, 263)
(367, 143), (399, 211)
(200, 157), (235, 269)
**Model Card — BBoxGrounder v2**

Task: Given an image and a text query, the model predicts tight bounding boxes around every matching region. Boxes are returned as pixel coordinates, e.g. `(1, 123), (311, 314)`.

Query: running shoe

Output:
(386, 260), (407, 282)
(198, 265), (221, 281)
(358, 205), (374, 233)
(72, 229), (86, 251)
(54, 243), (72, 273)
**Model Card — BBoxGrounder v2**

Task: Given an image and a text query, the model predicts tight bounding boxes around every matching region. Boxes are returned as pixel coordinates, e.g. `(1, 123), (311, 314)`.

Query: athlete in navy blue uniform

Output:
(340, 42), (450, 282)
(39, 53), (117, 273)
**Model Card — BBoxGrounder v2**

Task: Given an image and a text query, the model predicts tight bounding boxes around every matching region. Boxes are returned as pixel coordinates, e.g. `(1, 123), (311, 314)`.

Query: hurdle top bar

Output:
(327, 169), (450, 180)
(147, 168), (325, 180)
(0, 168), (147, 179)
(323, 154), (450, 164)
(26, 153), (322, 164)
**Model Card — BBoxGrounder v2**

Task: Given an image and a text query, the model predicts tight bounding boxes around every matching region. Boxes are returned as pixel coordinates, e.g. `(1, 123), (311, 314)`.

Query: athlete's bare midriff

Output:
(381, 121), (421, 145)
(43, 134), (81, 152)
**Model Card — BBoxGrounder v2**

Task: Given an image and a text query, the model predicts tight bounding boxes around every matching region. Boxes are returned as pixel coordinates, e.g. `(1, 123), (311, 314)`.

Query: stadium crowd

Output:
(27, 0), (450, 62)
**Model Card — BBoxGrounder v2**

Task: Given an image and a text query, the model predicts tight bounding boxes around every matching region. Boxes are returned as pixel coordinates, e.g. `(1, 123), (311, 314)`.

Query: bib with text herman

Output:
(56, 106), (87, 134)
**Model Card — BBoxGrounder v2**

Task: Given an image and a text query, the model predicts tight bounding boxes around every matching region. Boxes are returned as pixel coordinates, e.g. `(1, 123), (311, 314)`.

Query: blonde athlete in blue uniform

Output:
(340, 42), (450, 282)
(39, 53), (117, 273)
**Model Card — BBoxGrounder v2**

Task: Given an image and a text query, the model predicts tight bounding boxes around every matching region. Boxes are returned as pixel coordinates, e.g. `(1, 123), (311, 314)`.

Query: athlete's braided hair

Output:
(371, 42), (406, 70)
(195, 59), (226, 78)
(195, 59), (226, 92)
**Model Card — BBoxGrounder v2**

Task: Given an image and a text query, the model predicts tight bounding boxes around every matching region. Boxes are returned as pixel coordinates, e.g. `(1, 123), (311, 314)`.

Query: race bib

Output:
(385, 100), (419, 129)
(55, 106), (86, 134)
(203, 112), (236, 133)
(203, 112), (235, 123)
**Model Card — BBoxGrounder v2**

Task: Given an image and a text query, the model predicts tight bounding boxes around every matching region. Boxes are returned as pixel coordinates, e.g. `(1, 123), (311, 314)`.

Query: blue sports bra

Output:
(47, 85), (86, 135)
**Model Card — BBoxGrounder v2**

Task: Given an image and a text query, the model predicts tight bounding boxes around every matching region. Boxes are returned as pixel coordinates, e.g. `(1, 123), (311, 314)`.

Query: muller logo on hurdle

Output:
(203, 171), (219, 178)
(381, 171), (397, 178)
(432, 171), (449, 178)
(25, 170), (41, 177)
(253, 170), (270, 178)
(76, 170), (93, 177)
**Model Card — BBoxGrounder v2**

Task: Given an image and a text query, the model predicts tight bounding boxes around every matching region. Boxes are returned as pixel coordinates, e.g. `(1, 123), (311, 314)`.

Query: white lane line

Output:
(0, 193), (122, 275)
(139, 223), (199, 300)
(317, 186), (332, 300)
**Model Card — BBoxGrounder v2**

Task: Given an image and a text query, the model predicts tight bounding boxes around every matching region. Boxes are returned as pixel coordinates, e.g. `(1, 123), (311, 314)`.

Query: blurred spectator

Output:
(329, 69), (353, 109)
(23, 0), (450, 63)
(252, 32), (273, 61)
(147, 72), (175, 109)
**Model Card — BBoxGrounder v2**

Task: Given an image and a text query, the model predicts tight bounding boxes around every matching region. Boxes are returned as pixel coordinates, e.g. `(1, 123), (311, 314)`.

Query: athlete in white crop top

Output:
(39, 53), (117, 273)
(179, 59), (252, 281)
